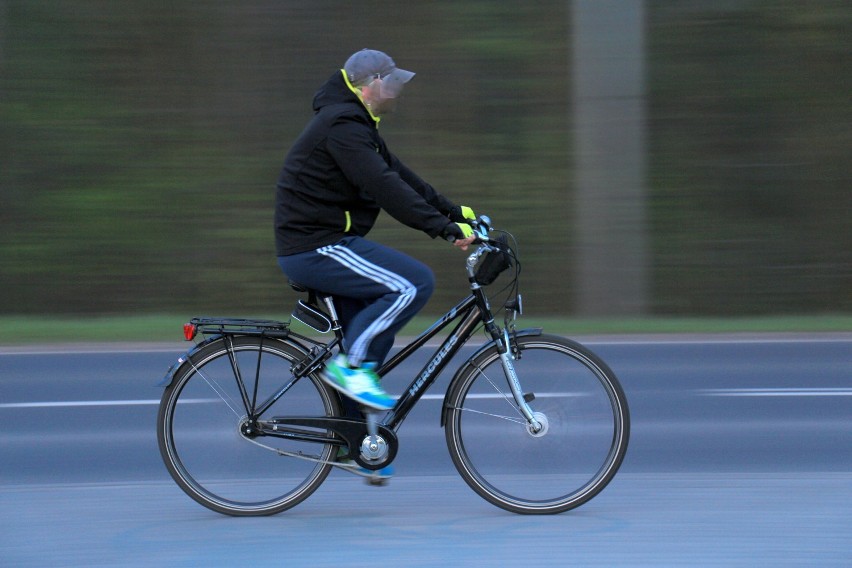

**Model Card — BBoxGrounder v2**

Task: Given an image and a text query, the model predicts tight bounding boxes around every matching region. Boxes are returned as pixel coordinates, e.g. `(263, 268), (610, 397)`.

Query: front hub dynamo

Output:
(527, 411), (549, 438)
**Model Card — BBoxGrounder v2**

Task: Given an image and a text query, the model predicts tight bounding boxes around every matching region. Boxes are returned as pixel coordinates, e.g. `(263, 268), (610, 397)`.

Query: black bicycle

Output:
(157, 216), (630, 516)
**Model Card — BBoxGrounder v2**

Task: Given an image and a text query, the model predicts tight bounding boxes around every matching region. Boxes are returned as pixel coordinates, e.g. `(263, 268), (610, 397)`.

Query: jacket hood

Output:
(312, 70), (365, 113)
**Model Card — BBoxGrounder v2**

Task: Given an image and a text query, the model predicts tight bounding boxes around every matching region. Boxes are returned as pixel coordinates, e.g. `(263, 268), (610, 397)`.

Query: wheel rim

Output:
(159, 339), (337, 514)
(447, 338), (628, 513)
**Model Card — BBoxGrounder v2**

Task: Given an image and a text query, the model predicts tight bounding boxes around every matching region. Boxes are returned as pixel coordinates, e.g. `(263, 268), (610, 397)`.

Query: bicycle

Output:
(156, 216), (630, 516)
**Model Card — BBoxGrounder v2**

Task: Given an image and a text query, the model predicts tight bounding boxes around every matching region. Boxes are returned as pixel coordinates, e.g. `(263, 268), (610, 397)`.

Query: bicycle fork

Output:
(497, 329), (545, 435)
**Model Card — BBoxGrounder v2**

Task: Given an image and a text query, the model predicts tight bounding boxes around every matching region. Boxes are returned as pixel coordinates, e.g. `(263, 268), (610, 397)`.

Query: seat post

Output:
(319, 294), (342, 330)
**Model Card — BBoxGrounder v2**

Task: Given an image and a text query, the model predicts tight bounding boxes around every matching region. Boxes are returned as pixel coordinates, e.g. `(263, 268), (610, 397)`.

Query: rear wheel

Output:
(157, 336), (340, 516)
(444, 334), (629, 514)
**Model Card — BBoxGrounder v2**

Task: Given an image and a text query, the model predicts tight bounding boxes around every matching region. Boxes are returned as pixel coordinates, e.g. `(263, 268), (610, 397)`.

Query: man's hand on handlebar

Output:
(441, 222), (477, 251)
(453, 234), (477, 251)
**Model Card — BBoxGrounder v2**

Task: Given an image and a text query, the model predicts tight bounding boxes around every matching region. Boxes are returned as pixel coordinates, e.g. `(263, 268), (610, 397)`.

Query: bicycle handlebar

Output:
(445, 214), (494, 245)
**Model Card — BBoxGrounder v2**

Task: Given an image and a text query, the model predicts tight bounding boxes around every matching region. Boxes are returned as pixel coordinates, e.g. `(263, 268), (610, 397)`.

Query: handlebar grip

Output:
(443, 215), (492, 243)
(445, 232), (486, 244)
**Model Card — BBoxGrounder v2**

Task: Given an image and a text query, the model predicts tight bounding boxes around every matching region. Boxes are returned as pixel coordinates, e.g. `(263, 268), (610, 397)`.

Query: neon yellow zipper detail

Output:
(341, 69), (381, 126)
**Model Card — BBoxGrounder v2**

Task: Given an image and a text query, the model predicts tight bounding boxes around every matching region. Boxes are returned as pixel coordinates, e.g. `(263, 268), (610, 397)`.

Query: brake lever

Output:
(471, 214), (491, 242)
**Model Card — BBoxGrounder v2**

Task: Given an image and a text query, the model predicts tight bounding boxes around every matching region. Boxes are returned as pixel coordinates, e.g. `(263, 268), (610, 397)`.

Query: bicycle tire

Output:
(157, 335), (340, 516)
(444, 334), (630, 514)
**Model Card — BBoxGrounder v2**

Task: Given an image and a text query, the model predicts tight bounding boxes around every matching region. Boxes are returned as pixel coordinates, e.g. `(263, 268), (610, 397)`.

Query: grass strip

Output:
(0, 314), (849, 345)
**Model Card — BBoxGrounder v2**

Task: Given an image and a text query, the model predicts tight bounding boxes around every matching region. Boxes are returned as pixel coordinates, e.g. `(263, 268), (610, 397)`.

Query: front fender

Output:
(156, 335), (223, 388)
(440, 327), (542, 427)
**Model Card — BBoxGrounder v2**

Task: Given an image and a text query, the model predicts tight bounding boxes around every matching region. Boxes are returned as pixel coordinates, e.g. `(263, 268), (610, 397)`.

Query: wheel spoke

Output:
(189, 359), (243, 418)
(449, 405), (527, 426)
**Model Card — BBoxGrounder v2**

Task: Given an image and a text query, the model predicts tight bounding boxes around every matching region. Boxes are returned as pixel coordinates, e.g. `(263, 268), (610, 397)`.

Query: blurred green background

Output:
(1, 1), (850, 336)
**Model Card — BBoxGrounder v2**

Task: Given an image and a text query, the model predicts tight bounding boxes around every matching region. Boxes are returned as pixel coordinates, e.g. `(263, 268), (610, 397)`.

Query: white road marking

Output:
(699, 388), (852, 397)
(0, 399), (216, 409)
(5, 388), (851, 410)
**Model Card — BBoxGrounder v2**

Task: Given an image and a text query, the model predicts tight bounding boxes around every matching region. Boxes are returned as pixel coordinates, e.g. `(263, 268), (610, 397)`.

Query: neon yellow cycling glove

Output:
(449, 206), (476, 223)
(442, 222), (473, 242)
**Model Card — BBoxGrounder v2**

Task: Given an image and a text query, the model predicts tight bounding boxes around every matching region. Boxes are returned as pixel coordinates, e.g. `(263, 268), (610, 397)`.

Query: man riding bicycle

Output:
(274, 49), (476, 415)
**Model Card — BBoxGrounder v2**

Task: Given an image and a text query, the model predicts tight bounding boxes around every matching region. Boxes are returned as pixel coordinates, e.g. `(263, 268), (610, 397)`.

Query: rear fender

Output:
(157, 335), (223, 388)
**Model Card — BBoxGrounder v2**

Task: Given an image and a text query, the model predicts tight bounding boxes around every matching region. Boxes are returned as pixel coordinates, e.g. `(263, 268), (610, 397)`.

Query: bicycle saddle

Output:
(288, 279), (310, 293)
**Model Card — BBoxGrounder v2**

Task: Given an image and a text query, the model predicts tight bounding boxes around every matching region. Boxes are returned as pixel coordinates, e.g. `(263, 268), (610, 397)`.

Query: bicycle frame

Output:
(276, 290), (492, 435)
(237, 292), (492, 470)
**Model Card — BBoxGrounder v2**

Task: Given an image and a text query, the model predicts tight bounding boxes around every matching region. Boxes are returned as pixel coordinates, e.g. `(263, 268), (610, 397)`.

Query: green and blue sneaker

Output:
(322, 355), (395, 411)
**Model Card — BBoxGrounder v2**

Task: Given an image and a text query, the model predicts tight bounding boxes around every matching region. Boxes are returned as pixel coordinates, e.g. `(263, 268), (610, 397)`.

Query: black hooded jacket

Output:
(274, 70), (456, 256)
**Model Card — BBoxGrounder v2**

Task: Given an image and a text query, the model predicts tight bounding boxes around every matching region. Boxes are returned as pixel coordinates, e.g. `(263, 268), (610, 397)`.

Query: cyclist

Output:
(274, 49), (477, 414)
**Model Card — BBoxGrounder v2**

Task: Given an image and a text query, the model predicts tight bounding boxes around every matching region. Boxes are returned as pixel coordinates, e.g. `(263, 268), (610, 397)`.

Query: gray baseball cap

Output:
(344, 49), (415, 94)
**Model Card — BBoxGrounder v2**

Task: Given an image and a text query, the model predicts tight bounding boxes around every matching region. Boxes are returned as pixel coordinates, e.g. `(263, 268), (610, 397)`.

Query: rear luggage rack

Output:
(183, 317), (291, 340)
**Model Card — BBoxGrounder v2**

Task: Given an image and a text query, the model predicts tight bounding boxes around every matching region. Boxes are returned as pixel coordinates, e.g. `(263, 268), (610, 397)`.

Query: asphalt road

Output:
(1, 334), (850, 566)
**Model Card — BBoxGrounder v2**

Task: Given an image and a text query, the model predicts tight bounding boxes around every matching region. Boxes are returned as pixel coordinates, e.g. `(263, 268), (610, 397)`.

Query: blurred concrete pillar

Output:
(572, 0), (649, 316)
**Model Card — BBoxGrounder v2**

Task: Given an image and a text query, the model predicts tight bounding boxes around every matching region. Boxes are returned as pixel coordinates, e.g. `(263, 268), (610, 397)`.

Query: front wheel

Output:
(444, 334), (630, 514)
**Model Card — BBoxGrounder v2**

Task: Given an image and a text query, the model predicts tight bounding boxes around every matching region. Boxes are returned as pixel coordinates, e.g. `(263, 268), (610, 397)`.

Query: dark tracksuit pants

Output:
(278, 236), (434, 368)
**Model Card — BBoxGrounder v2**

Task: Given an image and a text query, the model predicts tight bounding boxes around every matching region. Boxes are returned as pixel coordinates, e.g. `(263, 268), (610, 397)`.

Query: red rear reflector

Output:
(183, 322), (197, 341)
